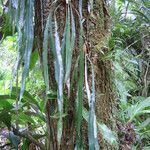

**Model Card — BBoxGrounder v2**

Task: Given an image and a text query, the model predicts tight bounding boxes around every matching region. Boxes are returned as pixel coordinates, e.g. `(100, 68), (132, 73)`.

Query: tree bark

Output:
(34, 0), (117, 149)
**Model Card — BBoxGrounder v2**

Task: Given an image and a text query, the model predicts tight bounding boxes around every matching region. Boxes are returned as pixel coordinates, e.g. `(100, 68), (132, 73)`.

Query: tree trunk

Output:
(34, 0), (117, 149)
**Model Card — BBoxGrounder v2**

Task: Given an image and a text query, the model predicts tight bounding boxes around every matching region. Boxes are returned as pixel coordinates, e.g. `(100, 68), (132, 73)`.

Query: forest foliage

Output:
(0, 0), (150, 149)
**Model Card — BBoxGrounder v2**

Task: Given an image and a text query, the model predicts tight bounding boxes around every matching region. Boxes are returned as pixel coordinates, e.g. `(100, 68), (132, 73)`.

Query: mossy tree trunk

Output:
(34, 0), (117, 149)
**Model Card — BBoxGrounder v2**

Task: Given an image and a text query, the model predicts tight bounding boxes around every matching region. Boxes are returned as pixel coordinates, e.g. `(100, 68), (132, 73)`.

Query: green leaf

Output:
(137, 118), (150, 130)
(64, 5), (71, 82)
(21, 139), (30, 150)
(64, 5), (76, 83)
(51, 113), (67, 119)
(0, 100), (13, 109)
(127, 97), (150, 121)
(0, 87), (41, 111)
(76, 1), (84, 147)
(47, 90), (57, 100)
(85, 56), (99, 149)
(18, 113), (35, 124)
(43, 15), (50, 92)
(54, 13), (64, 145)
(97, 123), (117, 146)
(11, 87), (40, 108)
(49, 12), (56, 57)
(90, 64), (99, 149)
(0, 111), (11, 129)
(143, 147), (150, 150)
(29, 49), (39, 70)
(0, 94), (17, 101)
(10, 53), (21, 92)
(83, 108), (118, 146)
(20, 0), (34, 100)
(57, 118), (63, 145)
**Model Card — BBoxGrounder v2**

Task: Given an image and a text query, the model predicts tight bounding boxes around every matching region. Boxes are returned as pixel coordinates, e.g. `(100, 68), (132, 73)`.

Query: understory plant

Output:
(108, 0), (150, 149)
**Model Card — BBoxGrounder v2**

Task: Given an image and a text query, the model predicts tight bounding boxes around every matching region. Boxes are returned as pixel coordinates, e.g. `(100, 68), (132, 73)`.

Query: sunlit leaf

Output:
(54, 13), (64, 145)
